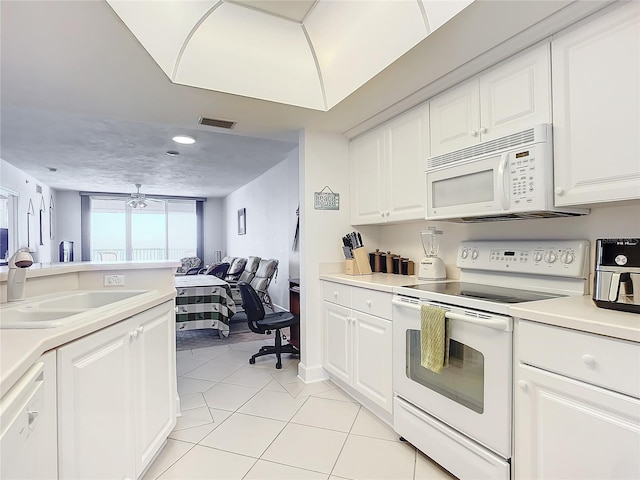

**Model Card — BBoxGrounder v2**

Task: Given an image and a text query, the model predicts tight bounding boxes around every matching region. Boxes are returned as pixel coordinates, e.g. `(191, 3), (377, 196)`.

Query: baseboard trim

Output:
(297, 362), (329, 383)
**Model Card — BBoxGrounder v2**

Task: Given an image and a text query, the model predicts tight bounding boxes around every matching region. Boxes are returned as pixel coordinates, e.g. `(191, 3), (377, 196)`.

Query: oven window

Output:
(432, 169), (494, 208)
(406, 330), (484, 413)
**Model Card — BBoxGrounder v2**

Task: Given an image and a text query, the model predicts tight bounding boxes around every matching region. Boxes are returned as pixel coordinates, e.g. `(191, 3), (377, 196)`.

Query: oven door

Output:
(426, 151), (509, 220)
(392, 295), (512, 458)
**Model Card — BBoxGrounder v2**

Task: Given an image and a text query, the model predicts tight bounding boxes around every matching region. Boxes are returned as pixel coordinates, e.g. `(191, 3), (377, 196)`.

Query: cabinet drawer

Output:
(323, 282), (352, 308)
(518, 320), (640, 398)
(352, 287), (392, 319)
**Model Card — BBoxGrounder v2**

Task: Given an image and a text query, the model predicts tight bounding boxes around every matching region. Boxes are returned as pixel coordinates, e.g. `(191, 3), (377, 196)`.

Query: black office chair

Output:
(238, 282), (299, 369)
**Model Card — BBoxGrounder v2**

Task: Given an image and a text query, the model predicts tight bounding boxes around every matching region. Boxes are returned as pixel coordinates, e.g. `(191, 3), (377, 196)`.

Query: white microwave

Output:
(425, 124), (588, 222)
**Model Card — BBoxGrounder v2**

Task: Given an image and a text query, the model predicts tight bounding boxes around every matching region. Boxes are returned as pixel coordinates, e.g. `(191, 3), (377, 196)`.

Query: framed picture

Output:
(238, 208), (246, 235)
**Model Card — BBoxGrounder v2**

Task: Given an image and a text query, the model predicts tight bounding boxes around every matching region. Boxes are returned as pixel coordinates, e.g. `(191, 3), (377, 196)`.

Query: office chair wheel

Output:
(249, 358), (256, 364)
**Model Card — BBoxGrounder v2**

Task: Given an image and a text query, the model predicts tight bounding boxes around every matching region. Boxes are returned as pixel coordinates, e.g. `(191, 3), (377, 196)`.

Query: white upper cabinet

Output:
(350, 128), (386, 225)
(350, 103), (429, 225)
(430, 44), (551, 157)
(552, 2), (640, 206)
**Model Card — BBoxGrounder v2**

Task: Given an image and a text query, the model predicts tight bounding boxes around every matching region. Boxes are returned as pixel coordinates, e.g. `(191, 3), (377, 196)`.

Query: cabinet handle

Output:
(137, 326), (144, 335)
(130, 330), (139, 339)
(480, 127), (487, 134)
(518, 380), (528, 392)
(582, 354), (596, 367)
(555, 187), (565, 195)
(333, 291), (338, 298)
(471, 130), (479, 137)
(381, 212), (385, 217)
(366, 300), (372, 307)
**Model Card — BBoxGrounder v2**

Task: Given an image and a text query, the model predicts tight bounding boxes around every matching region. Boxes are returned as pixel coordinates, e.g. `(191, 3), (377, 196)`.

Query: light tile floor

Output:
(143, 339), (457, 480)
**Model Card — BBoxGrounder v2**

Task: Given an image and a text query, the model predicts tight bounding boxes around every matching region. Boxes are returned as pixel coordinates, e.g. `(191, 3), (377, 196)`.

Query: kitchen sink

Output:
(0, 309), (85, 328)
(36, 290), (147, 310)
(0, 290), (150, 329)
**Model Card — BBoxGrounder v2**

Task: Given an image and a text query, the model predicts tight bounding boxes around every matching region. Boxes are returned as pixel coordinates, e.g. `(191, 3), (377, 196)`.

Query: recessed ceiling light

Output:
(172, 135), (195, 145)
(166, 150), (180, 156)
(47, 167), (58, 172)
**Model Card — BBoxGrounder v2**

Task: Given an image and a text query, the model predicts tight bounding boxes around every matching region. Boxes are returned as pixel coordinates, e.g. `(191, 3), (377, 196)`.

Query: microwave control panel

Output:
(458, 240), (590, 277)
(508, 148), (540, 206)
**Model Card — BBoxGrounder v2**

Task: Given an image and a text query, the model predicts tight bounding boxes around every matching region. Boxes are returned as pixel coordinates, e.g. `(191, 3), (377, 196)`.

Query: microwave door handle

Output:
(497, 153), (509, 210)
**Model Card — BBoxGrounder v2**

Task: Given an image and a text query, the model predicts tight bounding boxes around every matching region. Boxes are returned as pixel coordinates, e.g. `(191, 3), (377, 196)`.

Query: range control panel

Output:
(458, 240), (590, 277)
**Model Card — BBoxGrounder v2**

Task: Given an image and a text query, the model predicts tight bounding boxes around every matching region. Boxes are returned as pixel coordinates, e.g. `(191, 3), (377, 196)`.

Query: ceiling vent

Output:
(198, 117), (236, 129)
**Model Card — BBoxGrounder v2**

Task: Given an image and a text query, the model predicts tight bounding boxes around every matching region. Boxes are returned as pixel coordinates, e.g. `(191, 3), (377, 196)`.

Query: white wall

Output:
(55, 190), (82, 261)
(0, 159), (57, 263)
(203, 197), (225, 265)
(223, 147), (299, 310)
(298, 130), (351, 382)
(376, 202), (640, 284)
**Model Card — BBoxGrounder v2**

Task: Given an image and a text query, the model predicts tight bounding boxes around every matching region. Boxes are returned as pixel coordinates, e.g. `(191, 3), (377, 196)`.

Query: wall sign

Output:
(314, 186), (340, 210)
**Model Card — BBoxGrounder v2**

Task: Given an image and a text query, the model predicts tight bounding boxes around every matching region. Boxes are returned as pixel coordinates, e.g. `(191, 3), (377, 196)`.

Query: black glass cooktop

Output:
(402, 282), (564, 304)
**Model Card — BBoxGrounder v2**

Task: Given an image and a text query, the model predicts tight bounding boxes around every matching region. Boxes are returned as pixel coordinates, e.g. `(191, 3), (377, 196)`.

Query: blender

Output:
(419, 227), (446, 280)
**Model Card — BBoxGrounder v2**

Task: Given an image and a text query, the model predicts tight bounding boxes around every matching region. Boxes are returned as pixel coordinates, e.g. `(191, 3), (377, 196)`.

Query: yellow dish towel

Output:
(420, 305), (450, 373)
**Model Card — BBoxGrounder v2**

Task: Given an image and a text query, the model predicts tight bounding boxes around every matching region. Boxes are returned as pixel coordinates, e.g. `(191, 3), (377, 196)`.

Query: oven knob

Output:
(461, 249), (468, 259)
(533, 252), (543, 262)
(544, 251), (557, 263)
(471, 249), (479, 260)
(563, 252), (575, 265)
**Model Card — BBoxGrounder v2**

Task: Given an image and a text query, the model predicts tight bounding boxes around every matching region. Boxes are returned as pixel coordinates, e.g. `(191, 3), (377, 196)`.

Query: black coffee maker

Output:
(593, 238), (640, 314)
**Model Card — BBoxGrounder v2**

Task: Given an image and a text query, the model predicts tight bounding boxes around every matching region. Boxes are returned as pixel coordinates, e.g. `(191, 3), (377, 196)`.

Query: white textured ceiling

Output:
(0, 0), (606, 198)
(106, 0), (473, 110)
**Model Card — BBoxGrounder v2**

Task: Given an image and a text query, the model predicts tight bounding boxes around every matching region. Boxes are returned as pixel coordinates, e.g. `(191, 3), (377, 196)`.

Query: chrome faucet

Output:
(7, 248), (34, 302)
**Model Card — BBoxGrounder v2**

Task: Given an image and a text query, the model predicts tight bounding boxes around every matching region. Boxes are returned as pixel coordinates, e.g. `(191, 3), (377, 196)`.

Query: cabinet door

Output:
(385, 104), (429, 222)
(479, 44), (551, 141)
(429, 79), (480, 157)
(352, 311), (393, 414)
(322, 302), (352, 384)
(134, 304), (177, 476)
(515, 363), (640, 480)
(58, 319), (136, 480)
(350, 129), (386, 225)
(552, 2), (640, 206)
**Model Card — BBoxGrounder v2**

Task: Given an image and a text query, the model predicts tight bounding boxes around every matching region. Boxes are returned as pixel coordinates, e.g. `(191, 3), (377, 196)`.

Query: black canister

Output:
(401, 258), (409, 275)
(392, 256), (401, 274)
(373, 249), (383, 272)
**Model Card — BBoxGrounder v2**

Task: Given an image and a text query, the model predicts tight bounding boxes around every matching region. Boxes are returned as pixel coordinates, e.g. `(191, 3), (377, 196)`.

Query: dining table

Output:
(174, 274), (237, 338)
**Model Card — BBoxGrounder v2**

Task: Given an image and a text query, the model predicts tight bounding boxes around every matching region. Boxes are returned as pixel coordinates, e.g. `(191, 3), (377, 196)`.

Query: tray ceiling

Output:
(106, 0), (473, 111)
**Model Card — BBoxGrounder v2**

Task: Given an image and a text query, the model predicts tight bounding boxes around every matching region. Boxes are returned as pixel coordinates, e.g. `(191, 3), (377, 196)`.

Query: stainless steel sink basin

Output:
(37, 290), (147, 310)
(0, 290), (150, 328)
(0, 309), (85, 328)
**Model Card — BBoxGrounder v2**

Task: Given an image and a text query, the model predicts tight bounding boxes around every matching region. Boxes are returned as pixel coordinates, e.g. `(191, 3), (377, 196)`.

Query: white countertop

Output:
(510, 295), (639, 343)
(0, 260), (181, 282)
(321, 273), (639, 343)
(320, 272), (424, 292)
(0, 287), (176, 396)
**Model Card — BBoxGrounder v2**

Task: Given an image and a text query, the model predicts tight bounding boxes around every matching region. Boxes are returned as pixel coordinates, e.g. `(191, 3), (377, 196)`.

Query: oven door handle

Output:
(392, 298), (511, 332)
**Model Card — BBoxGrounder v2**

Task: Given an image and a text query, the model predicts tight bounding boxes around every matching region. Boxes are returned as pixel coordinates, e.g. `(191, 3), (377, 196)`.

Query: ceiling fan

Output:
(126, 183), (147, 209)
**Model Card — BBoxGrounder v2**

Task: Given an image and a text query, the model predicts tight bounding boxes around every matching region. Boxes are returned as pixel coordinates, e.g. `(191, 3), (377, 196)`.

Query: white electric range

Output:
(391, 239), (590, 480)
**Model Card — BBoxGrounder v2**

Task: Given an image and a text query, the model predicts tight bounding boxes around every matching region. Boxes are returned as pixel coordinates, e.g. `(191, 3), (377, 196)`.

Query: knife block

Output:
(345, 247), (372, 275)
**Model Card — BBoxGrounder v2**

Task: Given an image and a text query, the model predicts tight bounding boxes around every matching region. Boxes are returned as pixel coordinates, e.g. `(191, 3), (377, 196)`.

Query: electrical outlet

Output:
(104, 274), (125, 286)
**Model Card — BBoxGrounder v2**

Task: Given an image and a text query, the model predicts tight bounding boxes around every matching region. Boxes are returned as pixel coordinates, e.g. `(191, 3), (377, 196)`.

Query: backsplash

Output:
(375, 202), (640, 283)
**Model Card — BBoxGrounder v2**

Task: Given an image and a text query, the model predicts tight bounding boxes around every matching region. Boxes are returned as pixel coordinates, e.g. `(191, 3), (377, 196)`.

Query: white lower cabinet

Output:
(514, 320), (640, 479)
(322, 282), (393, 420)
(58, 302), (177, 480)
